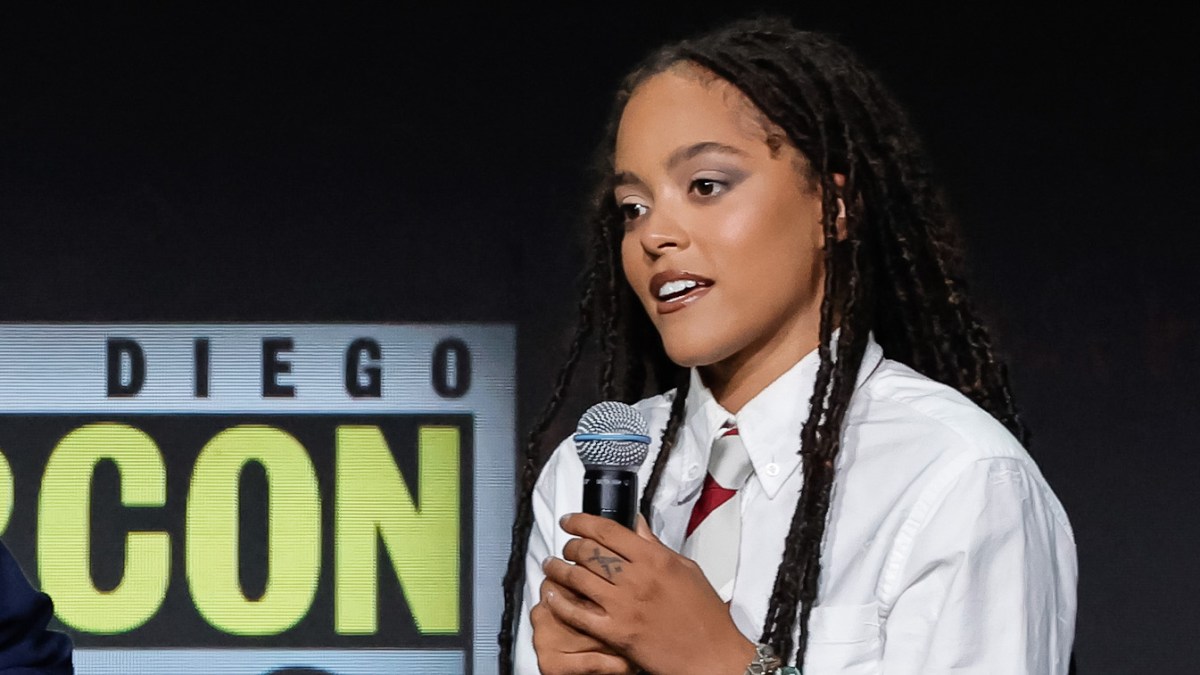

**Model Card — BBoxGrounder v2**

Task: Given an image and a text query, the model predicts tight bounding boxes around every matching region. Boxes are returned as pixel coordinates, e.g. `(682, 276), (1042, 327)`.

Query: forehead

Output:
(615, 66), (773, 166)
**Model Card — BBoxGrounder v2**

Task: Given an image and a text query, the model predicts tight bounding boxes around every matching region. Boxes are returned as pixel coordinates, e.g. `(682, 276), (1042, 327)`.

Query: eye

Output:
(619, 203), (648, 222)
(690, 178), (727, 197)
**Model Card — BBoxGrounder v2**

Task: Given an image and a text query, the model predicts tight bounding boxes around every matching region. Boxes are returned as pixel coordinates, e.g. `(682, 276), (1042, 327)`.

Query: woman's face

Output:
(616, 65), (830, 386)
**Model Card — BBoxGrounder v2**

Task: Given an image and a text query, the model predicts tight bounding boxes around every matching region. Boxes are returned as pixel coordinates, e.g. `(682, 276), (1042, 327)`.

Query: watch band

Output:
(745, 643), (780, 675)
(744, 642), (801, 675)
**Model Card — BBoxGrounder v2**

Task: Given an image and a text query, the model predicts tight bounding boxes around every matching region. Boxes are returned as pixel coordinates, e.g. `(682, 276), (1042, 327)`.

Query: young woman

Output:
(500, 17), (1077, 675)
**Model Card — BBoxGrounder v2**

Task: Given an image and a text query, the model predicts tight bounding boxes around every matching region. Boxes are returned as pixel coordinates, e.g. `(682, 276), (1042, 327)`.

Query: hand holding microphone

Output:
(533, 401), (756, 675)
(530, 401), (649, 675)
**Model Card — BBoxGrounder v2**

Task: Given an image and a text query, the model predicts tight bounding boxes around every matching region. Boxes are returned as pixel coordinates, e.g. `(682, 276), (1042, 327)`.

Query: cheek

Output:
(714, 204), (809, 266)
(620, 235), (643, 289)
(714, 205), (823, 299)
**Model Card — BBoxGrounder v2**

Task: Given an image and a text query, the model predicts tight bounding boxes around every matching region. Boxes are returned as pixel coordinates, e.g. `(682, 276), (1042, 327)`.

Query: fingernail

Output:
(541, 556), (551, 571)
(559, 513), (575, 527)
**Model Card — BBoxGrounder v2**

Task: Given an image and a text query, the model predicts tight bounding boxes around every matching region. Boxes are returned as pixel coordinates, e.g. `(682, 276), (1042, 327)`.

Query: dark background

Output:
(2, 3), (1196, 672)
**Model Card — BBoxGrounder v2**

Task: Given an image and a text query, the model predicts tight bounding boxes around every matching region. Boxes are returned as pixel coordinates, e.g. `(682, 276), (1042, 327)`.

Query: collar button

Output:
(764, 462), (780, 478)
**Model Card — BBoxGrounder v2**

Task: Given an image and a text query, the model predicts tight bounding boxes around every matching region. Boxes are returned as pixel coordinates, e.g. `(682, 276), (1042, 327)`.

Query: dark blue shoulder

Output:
(0, 540), (73, 674)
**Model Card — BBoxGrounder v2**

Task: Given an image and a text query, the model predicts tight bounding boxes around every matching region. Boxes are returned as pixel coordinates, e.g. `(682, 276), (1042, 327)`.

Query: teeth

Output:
(658, 279), (699, 298)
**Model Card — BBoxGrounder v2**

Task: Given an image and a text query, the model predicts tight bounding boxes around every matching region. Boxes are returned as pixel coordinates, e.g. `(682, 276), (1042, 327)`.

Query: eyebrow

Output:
(613, 141), (750, 189)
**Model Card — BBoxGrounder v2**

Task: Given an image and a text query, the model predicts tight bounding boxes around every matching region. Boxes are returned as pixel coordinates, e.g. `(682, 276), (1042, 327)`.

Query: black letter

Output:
(106, 338), (145, 397)
(345, 338), (382, 398)
(194, 338), (210, 398)
(432, 338), (471, 398)
(262, 338), (295, 398)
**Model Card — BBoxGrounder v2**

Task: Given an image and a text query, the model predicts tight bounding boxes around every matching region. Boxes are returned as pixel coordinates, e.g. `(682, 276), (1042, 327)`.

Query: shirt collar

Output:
(683, 330), (884, 499)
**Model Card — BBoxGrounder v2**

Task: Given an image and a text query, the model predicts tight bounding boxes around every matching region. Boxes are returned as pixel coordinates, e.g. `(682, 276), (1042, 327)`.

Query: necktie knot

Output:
(708, 424), (753, 489)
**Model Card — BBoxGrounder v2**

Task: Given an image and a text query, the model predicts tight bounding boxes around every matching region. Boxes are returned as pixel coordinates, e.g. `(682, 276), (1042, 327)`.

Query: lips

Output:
(649, 271), (714, 314)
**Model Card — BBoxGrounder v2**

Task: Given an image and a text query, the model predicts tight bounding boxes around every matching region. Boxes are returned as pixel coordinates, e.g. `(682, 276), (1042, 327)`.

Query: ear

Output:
(833, 173), (849, 242)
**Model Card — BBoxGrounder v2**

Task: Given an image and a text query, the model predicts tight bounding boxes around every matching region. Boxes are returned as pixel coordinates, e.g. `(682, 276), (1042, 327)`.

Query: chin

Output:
(660, 334), (728, 370)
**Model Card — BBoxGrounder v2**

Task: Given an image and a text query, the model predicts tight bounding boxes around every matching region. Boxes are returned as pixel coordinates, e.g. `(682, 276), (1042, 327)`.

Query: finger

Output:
(540, 576), (599, 619)
(634, 513), (659, 543)
(541, 577), (600, 614)
(531, 592), (613, 653)
(543, 556), (613, 604)
(532, 605), (627, 675)
(562, 538), (628, 585)
(559, 513), (652, 562)
(542, 559), (612, 630)
(542, 583), (606, 641)
(537, 649), (633, 675)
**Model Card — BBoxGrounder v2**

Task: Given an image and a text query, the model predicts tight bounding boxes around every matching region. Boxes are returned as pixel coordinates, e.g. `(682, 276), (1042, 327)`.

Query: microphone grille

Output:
(574, 401), (650, 468)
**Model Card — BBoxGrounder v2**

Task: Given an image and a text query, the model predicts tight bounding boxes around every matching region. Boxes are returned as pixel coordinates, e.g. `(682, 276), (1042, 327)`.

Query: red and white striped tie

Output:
(681, 423), (754, 602)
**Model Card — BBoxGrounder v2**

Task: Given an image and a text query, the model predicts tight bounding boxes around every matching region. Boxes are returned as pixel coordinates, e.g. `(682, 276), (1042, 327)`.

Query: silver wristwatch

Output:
(744, 643), (800, 675)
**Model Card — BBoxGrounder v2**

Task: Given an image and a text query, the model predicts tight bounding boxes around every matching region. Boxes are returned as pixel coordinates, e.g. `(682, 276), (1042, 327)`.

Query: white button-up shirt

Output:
(516, 335), (1077, 674)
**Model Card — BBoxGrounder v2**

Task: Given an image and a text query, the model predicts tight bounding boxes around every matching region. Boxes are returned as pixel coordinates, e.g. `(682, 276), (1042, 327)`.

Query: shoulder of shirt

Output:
(857, 355), (1074, 531)
(857, 355), (1027, 463)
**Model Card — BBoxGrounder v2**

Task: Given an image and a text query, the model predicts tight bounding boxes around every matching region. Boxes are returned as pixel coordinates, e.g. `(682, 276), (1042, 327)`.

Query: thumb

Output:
(635, 513), (658, 542)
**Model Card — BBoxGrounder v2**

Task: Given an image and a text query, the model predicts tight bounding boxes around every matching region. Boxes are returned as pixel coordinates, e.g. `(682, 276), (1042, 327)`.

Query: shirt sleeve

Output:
(0, 540), (74, 674)
(513, 438), (579, 675)
(880, 457), (1077, 675)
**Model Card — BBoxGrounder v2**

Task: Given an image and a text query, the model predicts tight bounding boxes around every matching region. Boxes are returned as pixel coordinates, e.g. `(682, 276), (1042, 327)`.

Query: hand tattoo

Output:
(588, 546), (624, 580)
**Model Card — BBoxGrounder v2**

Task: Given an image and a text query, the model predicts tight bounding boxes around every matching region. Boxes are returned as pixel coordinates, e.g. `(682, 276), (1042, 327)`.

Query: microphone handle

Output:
(582, 467), (639, 530)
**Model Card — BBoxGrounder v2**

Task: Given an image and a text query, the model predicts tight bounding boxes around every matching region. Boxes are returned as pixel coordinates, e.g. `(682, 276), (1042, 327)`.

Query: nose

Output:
(638, 207), (690, 258)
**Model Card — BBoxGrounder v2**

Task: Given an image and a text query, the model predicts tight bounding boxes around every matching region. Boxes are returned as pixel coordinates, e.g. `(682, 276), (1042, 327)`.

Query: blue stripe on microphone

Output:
(573, 433), (652, 444)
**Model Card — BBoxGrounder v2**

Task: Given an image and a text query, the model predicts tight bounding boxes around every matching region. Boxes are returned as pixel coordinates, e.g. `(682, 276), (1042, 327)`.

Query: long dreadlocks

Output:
(499, 16), (1026, 671)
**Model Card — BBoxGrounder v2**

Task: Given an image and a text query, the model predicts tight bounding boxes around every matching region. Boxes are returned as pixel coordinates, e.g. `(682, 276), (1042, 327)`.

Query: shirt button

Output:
(764, 463), (780, 477)
(686, 463), (700, 480)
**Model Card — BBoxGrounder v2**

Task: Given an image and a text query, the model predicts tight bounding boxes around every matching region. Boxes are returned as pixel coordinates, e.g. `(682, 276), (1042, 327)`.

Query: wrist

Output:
(715, 631), (757, 675)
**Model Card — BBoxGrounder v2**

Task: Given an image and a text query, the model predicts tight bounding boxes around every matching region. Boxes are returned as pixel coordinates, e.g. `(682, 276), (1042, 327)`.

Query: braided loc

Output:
(499, 16), (1028, 672)
(497, 160), (688, 671)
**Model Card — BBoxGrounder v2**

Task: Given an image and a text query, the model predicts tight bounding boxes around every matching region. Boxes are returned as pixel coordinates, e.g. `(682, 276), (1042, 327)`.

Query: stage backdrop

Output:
(0, 323), (514, 674)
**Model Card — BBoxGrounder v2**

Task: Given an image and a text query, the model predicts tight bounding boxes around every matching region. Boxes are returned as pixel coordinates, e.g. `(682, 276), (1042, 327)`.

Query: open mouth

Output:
(650, 272), (714, 310)
(657, 278), (708, 301)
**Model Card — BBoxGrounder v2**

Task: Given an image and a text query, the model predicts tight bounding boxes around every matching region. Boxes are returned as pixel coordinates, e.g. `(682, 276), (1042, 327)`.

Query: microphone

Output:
(574, 401), (651, 529)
